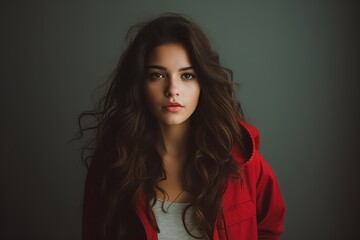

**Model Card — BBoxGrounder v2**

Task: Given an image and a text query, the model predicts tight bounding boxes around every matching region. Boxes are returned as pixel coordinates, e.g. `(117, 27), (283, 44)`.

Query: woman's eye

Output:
(148, 72), (165, 79)
(182, 73), (196, 80)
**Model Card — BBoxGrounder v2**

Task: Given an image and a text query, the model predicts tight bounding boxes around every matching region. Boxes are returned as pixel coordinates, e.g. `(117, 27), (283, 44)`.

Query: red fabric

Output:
(215, 120), (286, 239)
(82, 120), (286, 239)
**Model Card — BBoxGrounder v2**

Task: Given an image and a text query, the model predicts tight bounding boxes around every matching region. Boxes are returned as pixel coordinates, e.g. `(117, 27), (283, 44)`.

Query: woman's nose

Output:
(164, 74), (180, 97)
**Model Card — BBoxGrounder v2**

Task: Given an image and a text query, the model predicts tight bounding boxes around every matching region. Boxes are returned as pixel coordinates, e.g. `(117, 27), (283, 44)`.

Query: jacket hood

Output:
(231, 119), (260, 166)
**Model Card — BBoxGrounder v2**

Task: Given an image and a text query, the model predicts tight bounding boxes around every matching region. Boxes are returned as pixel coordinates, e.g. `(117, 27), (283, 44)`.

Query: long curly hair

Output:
(76, 13), (246, 239)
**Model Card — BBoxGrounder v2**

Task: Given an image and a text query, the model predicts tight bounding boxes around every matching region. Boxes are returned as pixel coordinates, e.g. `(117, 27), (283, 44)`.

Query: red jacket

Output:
(82, 121), (286, 239)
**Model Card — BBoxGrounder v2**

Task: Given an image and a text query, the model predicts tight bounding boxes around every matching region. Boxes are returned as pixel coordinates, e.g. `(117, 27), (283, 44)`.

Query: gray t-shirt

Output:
(153, 199), (203, 239)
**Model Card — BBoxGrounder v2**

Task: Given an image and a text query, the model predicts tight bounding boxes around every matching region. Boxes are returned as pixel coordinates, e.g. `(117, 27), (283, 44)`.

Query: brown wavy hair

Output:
(76, 13), (246, 239)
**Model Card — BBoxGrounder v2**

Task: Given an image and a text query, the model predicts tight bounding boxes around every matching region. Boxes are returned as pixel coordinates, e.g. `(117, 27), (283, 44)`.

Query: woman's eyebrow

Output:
(147, 65), (194, 71)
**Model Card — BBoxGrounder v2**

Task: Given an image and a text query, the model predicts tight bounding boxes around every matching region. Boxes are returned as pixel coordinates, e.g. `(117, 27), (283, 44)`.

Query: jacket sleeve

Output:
(246, 123), (286, 239)
(256, 155), (286, 239)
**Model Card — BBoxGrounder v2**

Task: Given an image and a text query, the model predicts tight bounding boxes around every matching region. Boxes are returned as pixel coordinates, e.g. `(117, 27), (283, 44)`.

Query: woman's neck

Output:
(155, 121), (193, 203)
(156, 121), (191, 158)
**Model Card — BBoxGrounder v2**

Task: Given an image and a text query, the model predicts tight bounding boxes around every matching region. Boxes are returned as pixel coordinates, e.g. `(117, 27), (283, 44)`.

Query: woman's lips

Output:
(164, 106), (183, 112)
(162, 102), (184, 112)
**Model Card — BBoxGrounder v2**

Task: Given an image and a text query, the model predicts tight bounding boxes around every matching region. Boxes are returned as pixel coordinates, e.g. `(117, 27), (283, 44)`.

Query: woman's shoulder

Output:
(233, 119), (280, 186)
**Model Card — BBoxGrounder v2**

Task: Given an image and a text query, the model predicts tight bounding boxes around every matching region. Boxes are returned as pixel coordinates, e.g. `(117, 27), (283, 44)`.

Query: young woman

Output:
(79, 13), (285, 240)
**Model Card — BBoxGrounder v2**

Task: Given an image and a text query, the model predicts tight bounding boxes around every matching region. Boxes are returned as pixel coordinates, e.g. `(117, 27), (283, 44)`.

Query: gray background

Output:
(1, 0), (359, 239)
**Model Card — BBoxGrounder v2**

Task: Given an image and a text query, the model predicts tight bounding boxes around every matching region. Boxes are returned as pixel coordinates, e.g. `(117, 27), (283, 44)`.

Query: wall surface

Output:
(1, 1), (359, 239)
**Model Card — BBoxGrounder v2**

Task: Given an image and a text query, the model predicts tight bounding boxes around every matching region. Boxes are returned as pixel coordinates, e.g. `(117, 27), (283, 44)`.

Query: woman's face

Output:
(143, 43), (201, 127)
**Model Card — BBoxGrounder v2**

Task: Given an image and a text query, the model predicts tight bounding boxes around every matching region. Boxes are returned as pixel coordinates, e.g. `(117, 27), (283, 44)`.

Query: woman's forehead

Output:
(147, 43), (193, 70)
